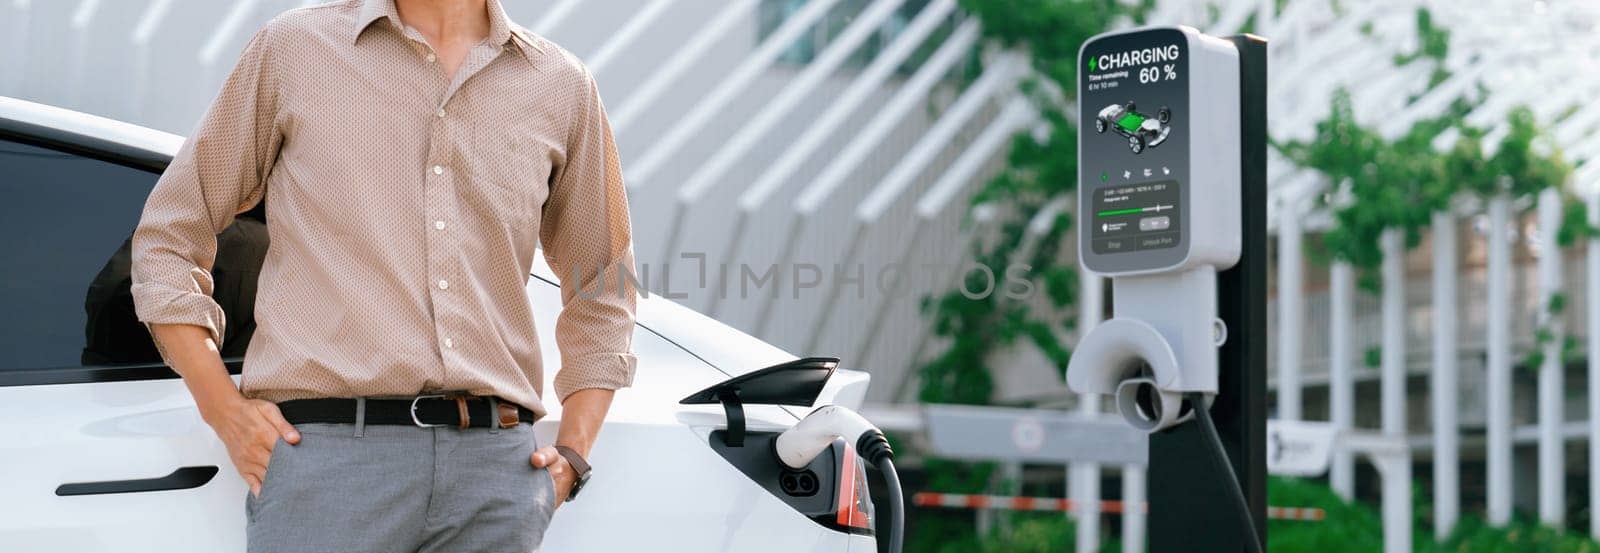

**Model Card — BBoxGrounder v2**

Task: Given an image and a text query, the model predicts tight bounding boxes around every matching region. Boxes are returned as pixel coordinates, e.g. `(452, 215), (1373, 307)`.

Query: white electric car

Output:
(0, 96), (879, 552)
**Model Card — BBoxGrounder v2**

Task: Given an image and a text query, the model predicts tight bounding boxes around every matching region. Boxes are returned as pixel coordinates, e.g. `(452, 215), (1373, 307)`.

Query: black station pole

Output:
(1147, 34), (1268, 552)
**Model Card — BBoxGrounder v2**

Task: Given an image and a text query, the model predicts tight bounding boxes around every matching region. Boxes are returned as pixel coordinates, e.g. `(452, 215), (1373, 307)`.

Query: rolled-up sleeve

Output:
(131, 24), (283, 362)
(541, 65), (638, 402)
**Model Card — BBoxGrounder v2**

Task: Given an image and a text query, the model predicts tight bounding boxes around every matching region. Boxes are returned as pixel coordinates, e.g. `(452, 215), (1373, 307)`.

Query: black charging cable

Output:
(1186, 392), (1264, 553)
(858, 432), (904, 553)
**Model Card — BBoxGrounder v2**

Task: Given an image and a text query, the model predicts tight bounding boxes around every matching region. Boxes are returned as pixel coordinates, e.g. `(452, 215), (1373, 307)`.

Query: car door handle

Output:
(55, 466), (220, 496)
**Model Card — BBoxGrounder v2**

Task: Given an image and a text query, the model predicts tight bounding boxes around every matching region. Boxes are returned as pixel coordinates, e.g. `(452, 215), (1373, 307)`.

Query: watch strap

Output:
(553, 445), (591, 476)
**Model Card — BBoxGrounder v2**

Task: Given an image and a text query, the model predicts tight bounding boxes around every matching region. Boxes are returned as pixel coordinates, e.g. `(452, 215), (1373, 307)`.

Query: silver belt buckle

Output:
(410, 394), (450, 427)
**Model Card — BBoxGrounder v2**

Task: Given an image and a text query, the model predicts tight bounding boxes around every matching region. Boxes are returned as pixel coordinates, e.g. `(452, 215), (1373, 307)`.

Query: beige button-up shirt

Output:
(130, 0), (637, 417)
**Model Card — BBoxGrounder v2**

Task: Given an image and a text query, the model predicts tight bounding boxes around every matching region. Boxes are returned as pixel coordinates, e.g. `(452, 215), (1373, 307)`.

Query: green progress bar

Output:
(1097, 207), (1146, 217)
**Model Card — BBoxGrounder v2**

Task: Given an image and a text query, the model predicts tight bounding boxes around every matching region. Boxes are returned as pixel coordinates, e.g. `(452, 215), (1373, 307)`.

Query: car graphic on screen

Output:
(1095, 102), (1172, 154)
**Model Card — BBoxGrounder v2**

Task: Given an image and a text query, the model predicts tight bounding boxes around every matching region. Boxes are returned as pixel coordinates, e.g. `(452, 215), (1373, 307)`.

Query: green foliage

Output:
(1525, 287), (1580, 371)
(978, 514), (1075, 553)
(1524, 289), (1586, 370)
(1279, 91), (1573, 293)
(916, 0), (1150, 408)
(912, 512), (1120, 553)
(1280, 7), (1573, 294)
(906, 511), (986, 553)
(1394, 8), (1450, 66)
(904, 458), (1000, 552)
(1561, 196), (1600, 247)
(1277, 90), (1442, 291)
(920, 511), (1133, 553)
(958, 0), (1155, 101)
(1438, 516), (1600, 552)
(1488, 108), (1575, 200)
(1267, 477), (1600, 552)
(1267, 477), (1385, 552)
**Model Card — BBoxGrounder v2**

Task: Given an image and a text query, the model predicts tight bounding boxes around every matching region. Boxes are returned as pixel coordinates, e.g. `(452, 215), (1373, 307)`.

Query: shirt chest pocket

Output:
(466, 133), (553, 228)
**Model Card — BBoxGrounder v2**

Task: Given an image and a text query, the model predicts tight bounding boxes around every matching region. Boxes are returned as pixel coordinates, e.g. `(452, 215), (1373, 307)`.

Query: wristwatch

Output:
(553, 445), (592, 502)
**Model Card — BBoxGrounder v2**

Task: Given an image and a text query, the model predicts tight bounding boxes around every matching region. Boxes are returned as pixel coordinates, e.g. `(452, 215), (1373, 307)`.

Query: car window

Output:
(0, 137), (266, 372)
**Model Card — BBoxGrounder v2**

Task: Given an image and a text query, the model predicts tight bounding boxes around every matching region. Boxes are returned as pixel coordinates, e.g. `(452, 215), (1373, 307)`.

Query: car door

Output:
(0, 135), (256, 552)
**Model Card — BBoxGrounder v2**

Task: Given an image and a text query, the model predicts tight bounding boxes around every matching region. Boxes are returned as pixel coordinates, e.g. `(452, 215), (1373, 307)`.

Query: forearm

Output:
(543, 64), (632, 463)
(148, 323), (246, 424)
(554, 388), (615, 457)
(150, 323), (296, 496)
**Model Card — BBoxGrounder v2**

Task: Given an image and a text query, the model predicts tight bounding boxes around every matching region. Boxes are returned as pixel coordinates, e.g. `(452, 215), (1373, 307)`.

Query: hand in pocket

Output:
(530, 445), (574, 508)
(208, 398), (301, 498)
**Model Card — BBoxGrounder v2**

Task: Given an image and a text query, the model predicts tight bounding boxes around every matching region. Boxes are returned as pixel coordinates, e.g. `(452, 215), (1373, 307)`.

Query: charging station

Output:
(1068, 27), (1267, 550)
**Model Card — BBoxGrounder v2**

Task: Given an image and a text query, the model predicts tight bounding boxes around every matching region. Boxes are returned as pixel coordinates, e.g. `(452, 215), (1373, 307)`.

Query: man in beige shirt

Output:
(130, 0), (636, 550)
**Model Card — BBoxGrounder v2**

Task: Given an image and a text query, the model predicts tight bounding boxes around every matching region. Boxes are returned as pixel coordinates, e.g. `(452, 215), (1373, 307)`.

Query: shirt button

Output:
(434, 220), (446, 230)
(438, 279), (449, 290)
(426, 53), (437, 63)
(432, 165), (443, 175)
(436, 107), (447, 118)
(444, 337), (454, 348)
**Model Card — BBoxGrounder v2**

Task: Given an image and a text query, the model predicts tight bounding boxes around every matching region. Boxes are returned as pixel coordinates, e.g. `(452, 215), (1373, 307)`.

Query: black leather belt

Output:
(277, 394), (537, 429)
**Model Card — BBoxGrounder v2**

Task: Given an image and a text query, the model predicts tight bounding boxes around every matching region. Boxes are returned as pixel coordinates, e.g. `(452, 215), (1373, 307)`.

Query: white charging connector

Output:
(774, 405), (880, 469)
(774, 405), (902, 553)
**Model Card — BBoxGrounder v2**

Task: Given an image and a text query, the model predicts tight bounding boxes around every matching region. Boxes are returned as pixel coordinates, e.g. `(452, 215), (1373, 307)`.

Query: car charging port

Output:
(779, 469), (820, 497)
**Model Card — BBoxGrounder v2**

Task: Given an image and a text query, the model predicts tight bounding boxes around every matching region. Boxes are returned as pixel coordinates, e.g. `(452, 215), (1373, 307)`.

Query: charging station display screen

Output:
(1080, 29), (1190, 273)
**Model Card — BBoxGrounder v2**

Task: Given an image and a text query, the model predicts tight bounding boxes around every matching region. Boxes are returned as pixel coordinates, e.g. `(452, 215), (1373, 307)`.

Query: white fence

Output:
(1273, 191), (1600, 539)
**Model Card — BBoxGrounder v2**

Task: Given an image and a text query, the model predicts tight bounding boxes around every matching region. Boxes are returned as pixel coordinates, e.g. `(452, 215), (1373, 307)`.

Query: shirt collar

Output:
(351, 0), (399, 43)
(351, 0), (519, 55)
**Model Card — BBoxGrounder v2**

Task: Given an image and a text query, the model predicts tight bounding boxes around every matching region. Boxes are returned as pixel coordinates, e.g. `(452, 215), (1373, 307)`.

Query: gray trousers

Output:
(245, 420), (557, 552)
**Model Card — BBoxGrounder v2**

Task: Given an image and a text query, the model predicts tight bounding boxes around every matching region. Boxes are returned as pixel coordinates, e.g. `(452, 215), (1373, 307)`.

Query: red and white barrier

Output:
(912, 492), (1325, 521)
(1265, 506), (1326, 521)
